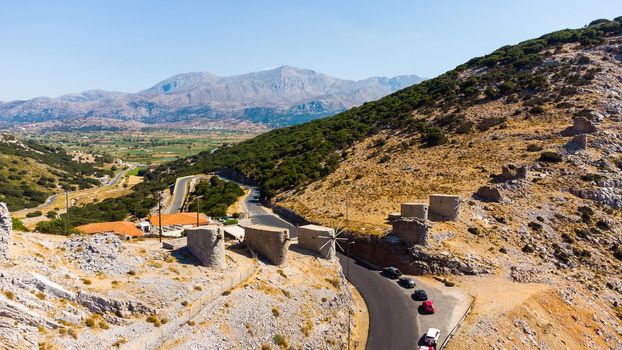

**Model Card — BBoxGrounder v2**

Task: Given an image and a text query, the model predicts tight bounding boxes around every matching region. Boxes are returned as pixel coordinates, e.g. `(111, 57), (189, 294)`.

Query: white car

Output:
(423, 327), (441, 346)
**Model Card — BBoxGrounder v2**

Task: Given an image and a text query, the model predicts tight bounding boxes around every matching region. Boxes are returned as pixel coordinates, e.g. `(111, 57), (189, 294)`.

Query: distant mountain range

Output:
(0, 66), (424, 130)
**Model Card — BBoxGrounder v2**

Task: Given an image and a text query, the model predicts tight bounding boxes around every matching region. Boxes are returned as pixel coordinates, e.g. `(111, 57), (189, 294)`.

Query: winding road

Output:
(239, 185), (422, 349)
(173, 176), (470, 349)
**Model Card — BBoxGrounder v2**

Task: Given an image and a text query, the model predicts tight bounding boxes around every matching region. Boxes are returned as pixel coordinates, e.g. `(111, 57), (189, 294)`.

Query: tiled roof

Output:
(76, 221), (143, 237)
(148, 212), (211, 227)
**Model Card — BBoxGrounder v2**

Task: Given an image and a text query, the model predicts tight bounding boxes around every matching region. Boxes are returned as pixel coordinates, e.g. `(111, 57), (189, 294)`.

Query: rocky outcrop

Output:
(76, 292), (154, 318)
(475, 185), (503, 202)
(407, 246), (490, 275)
(497, 164), (528, 181)
(0, 203), (12, 261)
(566, 133), (588, 151)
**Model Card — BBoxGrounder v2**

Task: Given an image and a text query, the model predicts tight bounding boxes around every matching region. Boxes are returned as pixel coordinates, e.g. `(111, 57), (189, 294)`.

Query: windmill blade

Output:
(335, 240), (345, 253)
(319, 238), (333, 251)
(334, 227), (346, 238)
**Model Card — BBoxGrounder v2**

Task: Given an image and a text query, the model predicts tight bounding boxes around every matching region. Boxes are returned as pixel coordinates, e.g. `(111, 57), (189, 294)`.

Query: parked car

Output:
(421, 300), (435, 314)
(419, 346), (434, 350)
(381, 267), (402, 279)
(398, 277), (416, 288)
(412, 289), (428, 301)
(423, 328), (441, 346)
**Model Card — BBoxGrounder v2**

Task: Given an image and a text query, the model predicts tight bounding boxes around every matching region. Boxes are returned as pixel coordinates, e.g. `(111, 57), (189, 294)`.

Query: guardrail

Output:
(123, 264), (256, 350)
(439, 298), (474, 349)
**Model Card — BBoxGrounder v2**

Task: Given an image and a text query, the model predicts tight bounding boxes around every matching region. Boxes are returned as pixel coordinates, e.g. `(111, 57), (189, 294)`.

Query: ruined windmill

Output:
(317, 225), (349, 260)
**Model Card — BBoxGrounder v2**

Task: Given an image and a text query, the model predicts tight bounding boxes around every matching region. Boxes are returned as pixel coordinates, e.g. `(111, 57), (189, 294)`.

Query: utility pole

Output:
(158, 192), (163, 243)
(196, 198), (200, 227)
(65, 191), (70, 235)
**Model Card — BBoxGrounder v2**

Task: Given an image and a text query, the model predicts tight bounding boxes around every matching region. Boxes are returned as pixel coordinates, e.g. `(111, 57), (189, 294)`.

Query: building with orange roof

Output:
(148, 212), (211, 227)
(76, 221), (143, 237)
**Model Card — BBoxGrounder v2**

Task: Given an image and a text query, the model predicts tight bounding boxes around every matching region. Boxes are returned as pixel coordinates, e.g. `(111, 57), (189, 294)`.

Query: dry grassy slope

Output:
(278, 41), (622, 348)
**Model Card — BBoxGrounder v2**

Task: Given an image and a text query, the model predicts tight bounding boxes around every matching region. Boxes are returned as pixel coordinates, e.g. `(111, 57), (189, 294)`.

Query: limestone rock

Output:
(0, 203), (12, 261)
(571, 116), (598, 133)
(476, 185), (503, 202)
(498, 164), (528, 181)
(566, 133), (588, 151)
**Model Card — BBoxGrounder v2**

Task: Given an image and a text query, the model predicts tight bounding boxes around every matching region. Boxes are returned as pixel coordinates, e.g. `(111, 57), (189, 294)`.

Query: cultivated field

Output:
(26, 129), (258, 164)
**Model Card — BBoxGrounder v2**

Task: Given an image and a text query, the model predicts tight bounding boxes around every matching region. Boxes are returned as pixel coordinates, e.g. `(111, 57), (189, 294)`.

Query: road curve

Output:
(236, 181), (420, 349)
(166, 176), (196, 214)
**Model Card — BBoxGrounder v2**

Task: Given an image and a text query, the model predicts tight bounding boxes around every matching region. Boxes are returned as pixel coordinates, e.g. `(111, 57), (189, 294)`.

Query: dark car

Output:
(413, 289), (428, 301)
(398, 277), (416, 288)
(381, 267), (402, 279)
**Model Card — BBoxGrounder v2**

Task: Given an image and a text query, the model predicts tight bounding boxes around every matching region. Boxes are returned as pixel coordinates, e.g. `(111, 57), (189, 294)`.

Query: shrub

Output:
(467, 227), (480, 235)
(146, 315), (161, 327)
(11, 218), (29, 232)
(271, 308), (280, 317)
(421, 128), (447, 146)
(596, 220), (611, 231)
(526, 144), (542, 152)
(272, 334), (289, 348)
(46, 211), (58, 219)
(26, 211), (42, 218)
(81, 278), (92, 285)
(530, 105), (545, 114)
(539, 151), (563, 163)
(85, 318), (96, 328)
(4, 291), (15, 300)
(528, 222), (543, 231)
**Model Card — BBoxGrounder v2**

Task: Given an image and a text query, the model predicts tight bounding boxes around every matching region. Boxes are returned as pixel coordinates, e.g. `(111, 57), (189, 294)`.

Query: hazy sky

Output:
(1, 0), (622, 100)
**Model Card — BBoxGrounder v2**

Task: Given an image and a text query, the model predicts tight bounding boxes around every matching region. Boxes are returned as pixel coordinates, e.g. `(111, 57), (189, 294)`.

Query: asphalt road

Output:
(166, 176), (196, 214)
(239, 183), (422, 349)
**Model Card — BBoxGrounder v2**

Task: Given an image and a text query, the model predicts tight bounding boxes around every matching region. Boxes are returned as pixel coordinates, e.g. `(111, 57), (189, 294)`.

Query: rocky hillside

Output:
(274, 20), (622, 349)
(0, 66), (423, 130)
(141, 18), (622, 348)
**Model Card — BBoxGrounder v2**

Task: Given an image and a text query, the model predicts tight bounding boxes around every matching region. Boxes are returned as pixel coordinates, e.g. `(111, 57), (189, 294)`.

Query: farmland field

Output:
(26, 129), (257, 164)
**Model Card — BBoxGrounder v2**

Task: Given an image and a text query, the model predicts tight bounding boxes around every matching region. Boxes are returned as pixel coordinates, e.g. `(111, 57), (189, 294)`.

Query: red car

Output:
(421, 300), (435, 314)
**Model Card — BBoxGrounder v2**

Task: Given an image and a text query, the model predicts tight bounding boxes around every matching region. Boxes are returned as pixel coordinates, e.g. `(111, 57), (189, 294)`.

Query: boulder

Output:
(567, 133), (588, 151)
(475, 185), (503, 202)
(570, 116), (598, 133)
(0, 202), (12, 261)
(498, 164), (528, 181)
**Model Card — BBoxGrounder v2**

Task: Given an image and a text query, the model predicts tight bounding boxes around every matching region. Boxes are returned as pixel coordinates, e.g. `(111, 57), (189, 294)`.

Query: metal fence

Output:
(124, 264), (256, 350)
(439, 298), (474, 350)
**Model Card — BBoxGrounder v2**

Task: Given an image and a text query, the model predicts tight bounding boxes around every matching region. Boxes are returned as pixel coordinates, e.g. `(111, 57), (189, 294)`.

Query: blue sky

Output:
(1, 0), (622, 100)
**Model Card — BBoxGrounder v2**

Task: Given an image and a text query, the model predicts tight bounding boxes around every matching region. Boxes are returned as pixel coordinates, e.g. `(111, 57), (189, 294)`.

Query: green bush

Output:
(11, 218), (29, 232)
(26, 211), (42, 218)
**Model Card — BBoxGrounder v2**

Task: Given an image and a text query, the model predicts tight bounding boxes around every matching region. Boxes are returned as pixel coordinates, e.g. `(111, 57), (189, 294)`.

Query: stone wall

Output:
(0, 202), (12, 261)
(243, 224), (290, 265)
(391, 217), (430, 245)
(185, 225), (225, 268)
(400, 203), (428, 220)
(429, 194), (461, 221)
(298, 224), (335, 259)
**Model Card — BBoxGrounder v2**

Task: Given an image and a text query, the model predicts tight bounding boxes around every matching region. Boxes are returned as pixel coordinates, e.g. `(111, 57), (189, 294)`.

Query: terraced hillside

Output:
(0, 134), (111, 211)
